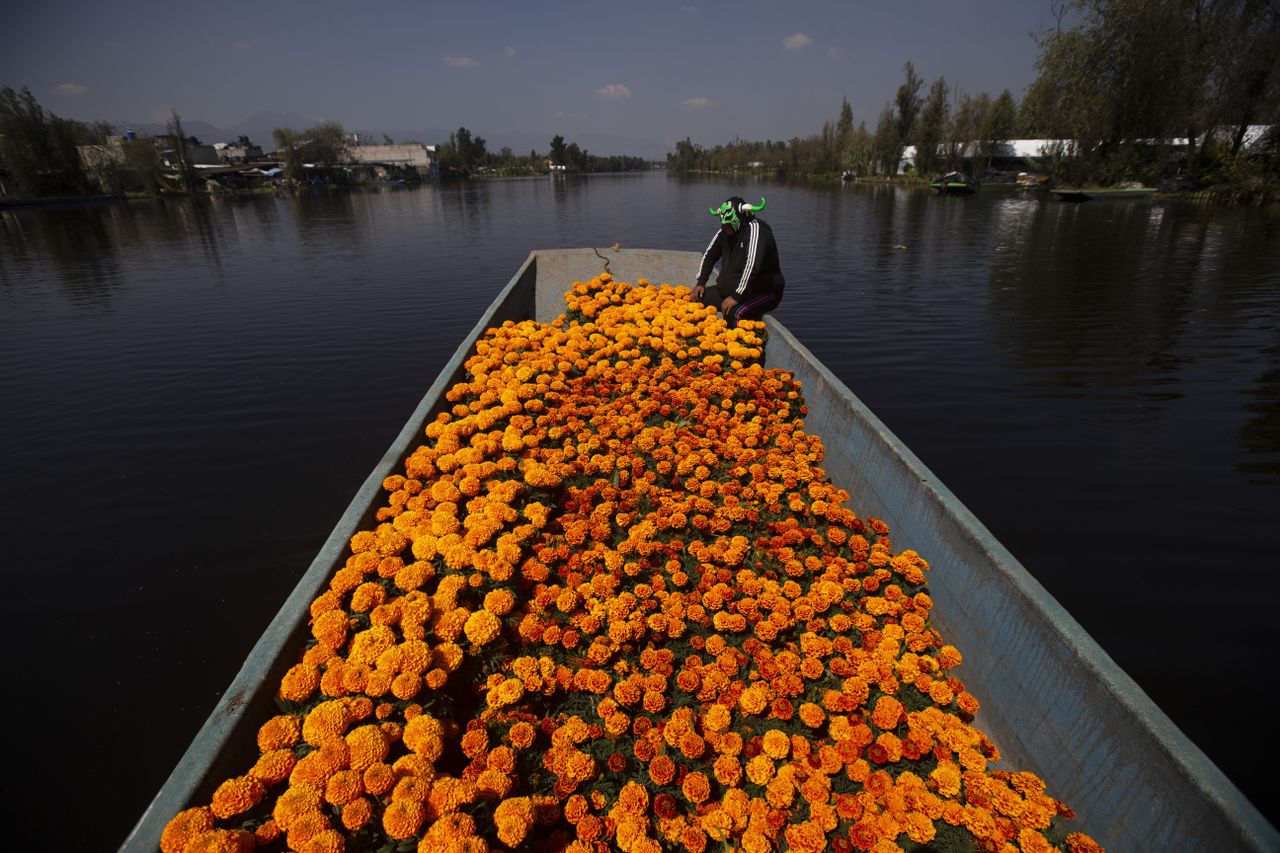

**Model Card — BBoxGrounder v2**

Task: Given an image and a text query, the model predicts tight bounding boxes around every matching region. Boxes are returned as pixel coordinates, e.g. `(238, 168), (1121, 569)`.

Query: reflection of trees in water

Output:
(0, 205), (124, 309)
(1239, 342), (1280, 482)
(986, 202), (1215, 413)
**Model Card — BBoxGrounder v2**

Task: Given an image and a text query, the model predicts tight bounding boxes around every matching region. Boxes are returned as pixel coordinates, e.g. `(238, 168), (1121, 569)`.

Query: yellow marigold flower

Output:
(382, 798), (427, 840)
(160, 806), (215, 853)
(494, 797), (536, 847)
(209, 774), (263, 819)
(463, 609), (502, 647)
(761, 729), (790, 760)
(403, 713), (446, 761)
(745, 753), (775, 786)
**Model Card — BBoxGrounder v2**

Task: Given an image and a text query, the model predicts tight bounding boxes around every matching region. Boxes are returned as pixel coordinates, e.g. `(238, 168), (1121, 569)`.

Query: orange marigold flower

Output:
(258, 714), (302, 752)
(382, 798), (426, 840)
(210, 775), (264, 819)
(464, 609), (502, 646)
(362, 763), (395, 796)
(340, 797), (373, 831)
(403, 714), (446, 761)
(870, 695), (904, 731)
(160, 806), (215, 853)
(280, 663), (322, 703)
(649, 753), (677, 786)
(324, 769), (364, 806)
(738, 685), (769, 715)
(179, 829), (253, 853)
(285, 810), (331, 851)
(509, 720), (536, 749)
(494, 797), (536, 847)
(250, 748), (297, 785)
(761, 729), (790, 760)
(1066, 832), (1105, 853)
(681, 771), (711, 805)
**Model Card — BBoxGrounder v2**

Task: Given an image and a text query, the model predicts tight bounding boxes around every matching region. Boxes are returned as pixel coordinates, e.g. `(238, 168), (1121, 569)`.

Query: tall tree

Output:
(0, 85), (91, 197)
(915, 77), (949, 174)
(872, 106), (902, 176)
(548, 134), (567, 166)
(895, 61), (924, 145)
(167, 110), (198, 193)
(982, 90), (1019, 170)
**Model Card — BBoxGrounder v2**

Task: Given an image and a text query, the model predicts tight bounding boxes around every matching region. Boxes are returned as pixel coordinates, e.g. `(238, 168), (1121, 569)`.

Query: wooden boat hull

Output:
(122, 248), (1277, 852)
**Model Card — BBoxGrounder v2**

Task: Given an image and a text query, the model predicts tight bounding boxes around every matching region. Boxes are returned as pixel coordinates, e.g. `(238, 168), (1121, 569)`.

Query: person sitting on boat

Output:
(691, 195), (785, 328)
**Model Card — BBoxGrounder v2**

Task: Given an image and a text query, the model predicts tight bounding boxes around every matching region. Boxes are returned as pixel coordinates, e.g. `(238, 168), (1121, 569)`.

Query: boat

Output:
(928, 171), (979, 194)
(1016, 172), (1049, 190)
(1050, 187), (1157, 202)
(121, 249), (1278, 852)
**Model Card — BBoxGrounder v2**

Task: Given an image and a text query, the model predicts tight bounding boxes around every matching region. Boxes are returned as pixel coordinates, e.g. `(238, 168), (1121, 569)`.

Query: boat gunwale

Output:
(121, 248), (1279, 852)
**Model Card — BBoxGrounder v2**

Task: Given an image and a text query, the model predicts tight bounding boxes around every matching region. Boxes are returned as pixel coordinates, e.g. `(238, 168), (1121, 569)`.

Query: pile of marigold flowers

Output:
(162, 274), (1103, 853)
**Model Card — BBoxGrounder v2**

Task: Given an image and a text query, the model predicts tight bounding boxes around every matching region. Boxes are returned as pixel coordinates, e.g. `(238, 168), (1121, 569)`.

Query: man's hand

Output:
(720, 295), (739, 314)
(692, 283), (704, 302)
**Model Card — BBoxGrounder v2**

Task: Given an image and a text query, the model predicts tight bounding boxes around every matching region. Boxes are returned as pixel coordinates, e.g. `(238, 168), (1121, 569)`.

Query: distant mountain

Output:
(226, 110), (325, 144)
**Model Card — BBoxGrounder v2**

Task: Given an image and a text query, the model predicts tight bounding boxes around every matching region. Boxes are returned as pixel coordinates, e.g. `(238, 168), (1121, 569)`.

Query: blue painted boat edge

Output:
(118, 254), (540, 852)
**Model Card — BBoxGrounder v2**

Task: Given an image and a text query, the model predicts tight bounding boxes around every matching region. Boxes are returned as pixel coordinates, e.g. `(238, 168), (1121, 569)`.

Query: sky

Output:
(3, 0), (1058, 157)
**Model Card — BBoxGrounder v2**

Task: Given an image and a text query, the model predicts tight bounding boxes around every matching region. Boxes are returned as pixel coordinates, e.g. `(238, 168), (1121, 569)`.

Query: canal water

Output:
(2, 174), (1278, 847)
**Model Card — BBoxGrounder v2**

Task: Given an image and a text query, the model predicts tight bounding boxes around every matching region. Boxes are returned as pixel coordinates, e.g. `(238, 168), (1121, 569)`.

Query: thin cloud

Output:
(783, 33), (813, 51)
(594, 83), (632, 100)
(827, 46), (843, 61)
(681, 4), (698, 12)
(232, 40), (252, 51)
(554, 110), (588, 120)
(504, 46), (517, 58)
(442, 56), (481, 69)
(53, 83), (88, 96)
(681, 97), (713, 110)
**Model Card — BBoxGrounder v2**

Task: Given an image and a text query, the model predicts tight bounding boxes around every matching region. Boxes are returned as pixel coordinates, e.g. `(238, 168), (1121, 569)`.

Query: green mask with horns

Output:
(709, 196), (766, 232)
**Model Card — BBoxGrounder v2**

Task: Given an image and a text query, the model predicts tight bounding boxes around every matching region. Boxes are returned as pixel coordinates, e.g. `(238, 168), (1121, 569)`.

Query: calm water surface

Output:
(2, 174), (1278, 847)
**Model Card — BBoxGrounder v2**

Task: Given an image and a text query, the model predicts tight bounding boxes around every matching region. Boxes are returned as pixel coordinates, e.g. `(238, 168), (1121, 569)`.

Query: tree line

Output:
(668, 0), (1279, 191)
(436, 128), (650, 175)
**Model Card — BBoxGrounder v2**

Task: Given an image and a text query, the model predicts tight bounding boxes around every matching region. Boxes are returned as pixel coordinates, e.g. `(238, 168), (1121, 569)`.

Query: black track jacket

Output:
(694, 217), (785, 300)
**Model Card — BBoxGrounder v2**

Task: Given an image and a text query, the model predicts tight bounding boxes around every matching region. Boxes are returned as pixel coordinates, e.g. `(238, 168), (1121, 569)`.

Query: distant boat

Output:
(1016, 172), (1049, 190)
(1051, 187), (1156, 202)
(929, 171), (978, 194)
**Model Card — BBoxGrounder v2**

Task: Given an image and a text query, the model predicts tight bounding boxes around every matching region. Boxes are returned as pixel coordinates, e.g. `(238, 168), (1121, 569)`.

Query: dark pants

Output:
(702, 282), (784, 329)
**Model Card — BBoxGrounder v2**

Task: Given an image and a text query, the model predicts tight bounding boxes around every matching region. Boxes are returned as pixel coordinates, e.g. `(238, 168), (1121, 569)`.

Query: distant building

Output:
(348, 143), (438, 180)
(213, 142), (265, 163)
